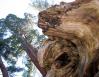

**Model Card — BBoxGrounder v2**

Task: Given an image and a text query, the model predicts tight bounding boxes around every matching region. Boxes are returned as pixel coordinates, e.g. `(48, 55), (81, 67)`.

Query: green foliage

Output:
(22, 56), (36, 77)
(0, 13), (46, 76)
(31, 0), (54, 11)
(0, 0), (54, 76)
(7, 66), (24, 73)
(32, 0), (49, 9)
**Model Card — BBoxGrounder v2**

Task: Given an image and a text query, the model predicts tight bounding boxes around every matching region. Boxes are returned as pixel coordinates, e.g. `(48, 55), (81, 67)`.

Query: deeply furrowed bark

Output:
(38, 0), (99, 77)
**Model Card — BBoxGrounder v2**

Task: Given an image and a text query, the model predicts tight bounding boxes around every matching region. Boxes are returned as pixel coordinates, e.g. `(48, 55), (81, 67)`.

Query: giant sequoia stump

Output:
(38, 0), (99, 77)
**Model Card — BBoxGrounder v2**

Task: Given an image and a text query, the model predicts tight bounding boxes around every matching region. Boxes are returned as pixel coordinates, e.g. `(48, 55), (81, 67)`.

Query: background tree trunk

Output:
(0, 56), (9, 77)
(19, 36), (46, 77)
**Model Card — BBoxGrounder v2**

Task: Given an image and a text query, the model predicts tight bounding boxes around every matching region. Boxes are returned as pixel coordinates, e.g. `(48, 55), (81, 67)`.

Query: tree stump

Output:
(38, 0), (99, 77)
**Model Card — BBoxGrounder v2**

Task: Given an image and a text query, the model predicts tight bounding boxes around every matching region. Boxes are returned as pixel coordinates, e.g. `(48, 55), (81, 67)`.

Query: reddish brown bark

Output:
(0, 56), (9, 77)
(19, 36), (46, 77)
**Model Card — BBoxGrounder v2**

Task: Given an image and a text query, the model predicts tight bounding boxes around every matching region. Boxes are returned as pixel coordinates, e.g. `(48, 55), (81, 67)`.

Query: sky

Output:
(0, 0), (75, 77)
(0, 0), (38, 18)
(0, 0), (75, 18)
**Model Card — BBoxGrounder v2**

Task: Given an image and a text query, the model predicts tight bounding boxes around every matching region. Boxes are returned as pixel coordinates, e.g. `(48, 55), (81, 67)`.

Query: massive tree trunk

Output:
(0, 56), (9, 77)
(38, 0), (99, 77)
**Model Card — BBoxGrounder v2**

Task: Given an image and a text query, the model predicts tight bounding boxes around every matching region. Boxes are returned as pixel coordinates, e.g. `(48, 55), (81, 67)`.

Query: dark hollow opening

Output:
(55, 52), (70, 68)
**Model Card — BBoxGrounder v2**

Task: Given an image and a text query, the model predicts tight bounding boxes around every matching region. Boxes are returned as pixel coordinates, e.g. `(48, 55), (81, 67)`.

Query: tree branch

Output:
(0, 56), (9, 77)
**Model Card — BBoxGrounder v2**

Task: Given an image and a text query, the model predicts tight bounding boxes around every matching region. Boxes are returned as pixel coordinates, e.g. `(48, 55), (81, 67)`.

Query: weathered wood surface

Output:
(38, 0), (99, 77)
